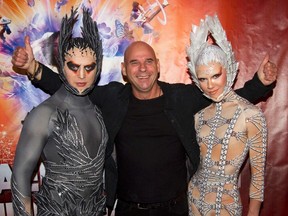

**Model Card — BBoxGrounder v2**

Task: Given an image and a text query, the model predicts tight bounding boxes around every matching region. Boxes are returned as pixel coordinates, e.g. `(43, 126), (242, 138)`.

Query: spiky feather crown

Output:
(186, 15), (239, 101)
(58, 7), (103, 96)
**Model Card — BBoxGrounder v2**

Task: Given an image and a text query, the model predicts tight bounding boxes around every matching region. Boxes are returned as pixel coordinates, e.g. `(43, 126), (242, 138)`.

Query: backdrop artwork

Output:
(0, 0), (287, 215)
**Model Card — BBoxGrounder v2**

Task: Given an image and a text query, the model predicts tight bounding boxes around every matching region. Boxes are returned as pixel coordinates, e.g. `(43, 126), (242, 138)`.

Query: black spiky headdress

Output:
(58, 7), (103, 95)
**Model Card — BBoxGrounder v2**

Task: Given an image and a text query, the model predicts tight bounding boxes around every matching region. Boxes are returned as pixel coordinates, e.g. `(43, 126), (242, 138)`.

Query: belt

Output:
(118, 192), (186, 210)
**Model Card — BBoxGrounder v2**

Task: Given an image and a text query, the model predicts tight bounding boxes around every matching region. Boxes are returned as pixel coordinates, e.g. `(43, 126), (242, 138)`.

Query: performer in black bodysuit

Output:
(11, 8), (107, 216)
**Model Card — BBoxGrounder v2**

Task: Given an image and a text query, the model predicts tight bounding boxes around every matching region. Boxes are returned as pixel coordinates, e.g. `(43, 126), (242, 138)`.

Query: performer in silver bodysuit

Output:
(186, 15), (267, 216)
(11, 8), (107, 216)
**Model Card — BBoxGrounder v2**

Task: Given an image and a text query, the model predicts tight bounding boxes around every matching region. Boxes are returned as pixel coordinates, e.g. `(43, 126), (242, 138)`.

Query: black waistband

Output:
(117, 191), (186, 210)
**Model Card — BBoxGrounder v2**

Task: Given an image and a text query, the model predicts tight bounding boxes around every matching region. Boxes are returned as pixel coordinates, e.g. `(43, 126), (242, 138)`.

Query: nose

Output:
(78, 68), (86, 79)
(139, 62), (146, 71)
(207, 79), (214, 89)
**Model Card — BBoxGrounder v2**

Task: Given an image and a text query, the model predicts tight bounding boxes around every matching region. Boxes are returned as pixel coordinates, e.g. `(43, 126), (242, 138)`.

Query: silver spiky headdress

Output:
(58, 7), (103, 96)
(186, 15), (239, 102)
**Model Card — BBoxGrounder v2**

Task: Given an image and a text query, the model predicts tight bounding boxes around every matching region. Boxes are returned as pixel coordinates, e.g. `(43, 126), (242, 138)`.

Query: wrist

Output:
(247, 199), (261, 216)
(27, 59), (37, 75)
(27, 60), (42, 81)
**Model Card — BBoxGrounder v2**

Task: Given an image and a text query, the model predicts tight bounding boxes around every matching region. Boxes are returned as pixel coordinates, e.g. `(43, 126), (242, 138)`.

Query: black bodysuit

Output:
(11, 85), (108, 216)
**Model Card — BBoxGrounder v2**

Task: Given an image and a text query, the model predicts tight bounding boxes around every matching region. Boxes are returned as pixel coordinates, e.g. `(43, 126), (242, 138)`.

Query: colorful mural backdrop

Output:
(0, 0), (287, 215)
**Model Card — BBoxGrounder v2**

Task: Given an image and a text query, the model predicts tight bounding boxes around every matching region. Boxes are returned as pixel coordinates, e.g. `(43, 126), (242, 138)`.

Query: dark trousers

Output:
(115, 192), (188, 216)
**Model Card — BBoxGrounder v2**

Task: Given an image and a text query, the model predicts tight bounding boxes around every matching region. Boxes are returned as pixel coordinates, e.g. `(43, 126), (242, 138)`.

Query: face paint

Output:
(63, 47), (97, 94)
(196, 62), (227, 101)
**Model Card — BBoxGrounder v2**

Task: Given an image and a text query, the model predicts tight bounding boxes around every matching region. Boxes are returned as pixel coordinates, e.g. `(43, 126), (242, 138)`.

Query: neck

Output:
(133, 85), (163, 100)
(58, 85), (91, 107)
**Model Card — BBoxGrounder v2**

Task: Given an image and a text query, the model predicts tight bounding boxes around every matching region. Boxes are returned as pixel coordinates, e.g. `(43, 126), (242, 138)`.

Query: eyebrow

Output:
(129, 59), (138, 64)
(214, 71), (222, 75)
(67, 61), (80, 67)
(145, 58), (154, 61)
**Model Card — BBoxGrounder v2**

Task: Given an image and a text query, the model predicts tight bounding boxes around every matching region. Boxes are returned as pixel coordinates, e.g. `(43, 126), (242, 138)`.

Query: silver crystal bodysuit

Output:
(11, 85), (108, 216)
(188, 91), (267, 216)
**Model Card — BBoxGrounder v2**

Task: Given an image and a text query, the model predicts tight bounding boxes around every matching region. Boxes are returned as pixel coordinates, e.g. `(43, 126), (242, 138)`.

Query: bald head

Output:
(124, 41), (157, 63)
(121, 40), (161, 99)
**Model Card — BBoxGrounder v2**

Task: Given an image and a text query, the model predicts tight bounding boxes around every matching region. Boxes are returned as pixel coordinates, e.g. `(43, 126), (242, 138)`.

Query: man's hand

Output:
(257, 54), (277, 86)
(11, 35), (36, 75)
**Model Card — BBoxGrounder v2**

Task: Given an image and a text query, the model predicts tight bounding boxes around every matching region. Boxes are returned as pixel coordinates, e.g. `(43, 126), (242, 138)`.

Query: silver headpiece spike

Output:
(186, 15), (239, 102)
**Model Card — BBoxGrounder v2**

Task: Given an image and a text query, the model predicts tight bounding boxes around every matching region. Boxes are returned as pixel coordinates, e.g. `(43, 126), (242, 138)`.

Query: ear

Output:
(121, 62), (127, 76)
(157, 58), (160, 74)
